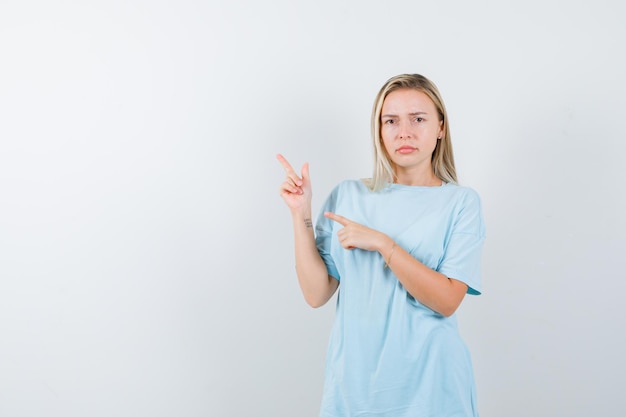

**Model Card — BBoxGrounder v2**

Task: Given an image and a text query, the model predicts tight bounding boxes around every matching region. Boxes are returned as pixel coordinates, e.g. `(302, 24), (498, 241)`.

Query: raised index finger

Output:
(276, 153), (296, 174)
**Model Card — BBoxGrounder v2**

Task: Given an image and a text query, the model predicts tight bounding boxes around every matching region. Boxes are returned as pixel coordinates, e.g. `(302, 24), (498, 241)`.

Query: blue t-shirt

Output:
(315, 180), (485, 417)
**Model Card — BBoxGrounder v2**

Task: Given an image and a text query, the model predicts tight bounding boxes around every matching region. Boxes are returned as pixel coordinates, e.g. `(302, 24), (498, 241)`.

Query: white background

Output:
(1, 1), (625, 416)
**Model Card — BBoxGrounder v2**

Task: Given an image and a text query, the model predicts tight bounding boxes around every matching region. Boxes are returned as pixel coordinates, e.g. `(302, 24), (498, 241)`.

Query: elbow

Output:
(304, 295), (328, 309)
(438, 304), (459, 318)
(303, 284), (336, 308)
(410, 294), (462, 317)
(300, 275), (337, 308)
(436, 297), (464, 317)
(436, 279), (467, 317)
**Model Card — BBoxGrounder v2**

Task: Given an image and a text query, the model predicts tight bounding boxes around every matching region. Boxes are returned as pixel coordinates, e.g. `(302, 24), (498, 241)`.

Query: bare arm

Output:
(277, 154), (339, 308)
(325, 212), (466, 317)
(378, 237), (467, 317)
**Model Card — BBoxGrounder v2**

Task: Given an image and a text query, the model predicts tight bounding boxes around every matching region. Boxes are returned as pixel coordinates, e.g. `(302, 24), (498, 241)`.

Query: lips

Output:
(396, 146), (417, 154)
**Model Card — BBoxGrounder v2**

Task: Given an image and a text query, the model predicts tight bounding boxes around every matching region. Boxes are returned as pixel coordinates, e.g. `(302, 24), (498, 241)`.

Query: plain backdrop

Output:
(1, 1), (625, 416)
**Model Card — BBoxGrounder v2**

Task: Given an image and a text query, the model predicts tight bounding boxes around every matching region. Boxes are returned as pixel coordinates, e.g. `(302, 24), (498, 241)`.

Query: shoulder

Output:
(444, 184), (485, 233)
(330, 179), (370, 195)
(440, 184), (484, 223)
(320, 179), (367, 209)
(443, 183), (482, 205)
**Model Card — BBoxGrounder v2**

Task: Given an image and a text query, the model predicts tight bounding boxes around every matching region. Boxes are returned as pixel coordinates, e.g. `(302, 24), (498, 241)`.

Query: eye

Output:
(414, 117), (424, 123)
(383, 119), (395, 125)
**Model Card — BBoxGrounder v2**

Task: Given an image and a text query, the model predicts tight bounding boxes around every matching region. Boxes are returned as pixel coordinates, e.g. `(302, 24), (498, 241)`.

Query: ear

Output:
(438, 120), (444, 139)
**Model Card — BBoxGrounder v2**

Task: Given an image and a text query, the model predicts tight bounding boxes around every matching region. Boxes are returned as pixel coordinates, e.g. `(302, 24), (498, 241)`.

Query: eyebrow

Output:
(381, 111), (429, 118)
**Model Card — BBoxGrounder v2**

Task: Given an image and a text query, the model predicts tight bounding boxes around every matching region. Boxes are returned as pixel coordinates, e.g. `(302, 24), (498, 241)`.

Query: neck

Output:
(393, 167), (441, 187)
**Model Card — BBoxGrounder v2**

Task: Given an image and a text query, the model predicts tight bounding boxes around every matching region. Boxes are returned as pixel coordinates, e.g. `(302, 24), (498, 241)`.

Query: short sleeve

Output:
(438, 189), (486, 295)
(315, 187), (341, 281)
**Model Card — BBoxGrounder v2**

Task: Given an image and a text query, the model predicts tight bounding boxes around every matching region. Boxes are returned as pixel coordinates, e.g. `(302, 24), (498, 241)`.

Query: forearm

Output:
(291, 209), (338, 308)
(378, 237), (467, 317)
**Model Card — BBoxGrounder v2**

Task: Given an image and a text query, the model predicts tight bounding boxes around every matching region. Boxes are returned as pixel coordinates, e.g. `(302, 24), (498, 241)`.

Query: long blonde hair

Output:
(367, 74), (457, 191)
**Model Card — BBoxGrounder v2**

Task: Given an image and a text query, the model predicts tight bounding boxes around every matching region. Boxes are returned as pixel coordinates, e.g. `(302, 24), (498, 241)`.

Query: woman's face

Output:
(380, 88), (443, 174)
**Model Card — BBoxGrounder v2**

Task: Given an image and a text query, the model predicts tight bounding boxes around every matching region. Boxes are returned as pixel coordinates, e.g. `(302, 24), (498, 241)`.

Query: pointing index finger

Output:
(324, 212), (351, 226)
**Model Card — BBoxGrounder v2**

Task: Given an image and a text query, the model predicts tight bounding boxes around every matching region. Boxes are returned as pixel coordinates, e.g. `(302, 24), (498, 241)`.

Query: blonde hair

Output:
(367, 74), (457, 191)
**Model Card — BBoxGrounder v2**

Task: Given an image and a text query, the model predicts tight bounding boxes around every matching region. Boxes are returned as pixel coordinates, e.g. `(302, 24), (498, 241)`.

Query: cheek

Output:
(381, 126), (395, 144)
(381, 135), (394, 154)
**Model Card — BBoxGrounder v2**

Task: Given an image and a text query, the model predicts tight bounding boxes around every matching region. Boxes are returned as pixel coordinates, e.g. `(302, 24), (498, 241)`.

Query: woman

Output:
(277, 74), (485, 416)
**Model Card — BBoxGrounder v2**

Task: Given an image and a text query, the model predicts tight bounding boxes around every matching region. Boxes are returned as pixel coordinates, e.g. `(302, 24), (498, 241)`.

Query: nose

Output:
(398, 120), (412, 139)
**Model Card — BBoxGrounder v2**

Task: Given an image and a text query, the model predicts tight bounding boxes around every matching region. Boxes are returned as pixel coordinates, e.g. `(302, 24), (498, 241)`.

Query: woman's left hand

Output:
(324, 212), (389, 252)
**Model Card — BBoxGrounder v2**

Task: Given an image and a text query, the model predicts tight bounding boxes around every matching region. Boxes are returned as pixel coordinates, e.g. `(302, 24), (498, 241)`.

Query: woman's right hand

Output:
(277, 153), (312, 211)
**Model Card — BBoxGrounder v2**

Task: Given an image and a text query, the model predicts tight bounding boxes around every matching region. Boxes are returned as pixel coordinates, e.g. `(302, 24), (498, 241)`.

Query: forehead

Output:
(382, 89), (436, 113)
